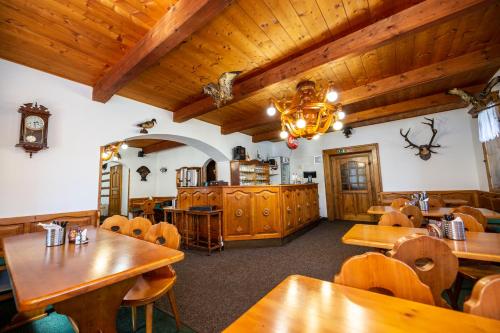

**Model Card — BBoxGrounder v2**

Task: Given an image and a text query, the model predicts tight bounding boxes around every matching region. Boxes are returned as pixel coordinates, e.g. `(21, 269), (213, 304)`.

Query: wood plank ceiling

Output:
(1, 0), (499, 142)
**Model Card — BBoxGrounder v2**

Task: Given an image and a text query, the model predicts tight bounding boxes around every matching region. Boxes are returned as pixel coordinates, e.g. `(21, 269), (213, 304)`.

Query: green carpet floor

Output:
(0, 299), (196, 333)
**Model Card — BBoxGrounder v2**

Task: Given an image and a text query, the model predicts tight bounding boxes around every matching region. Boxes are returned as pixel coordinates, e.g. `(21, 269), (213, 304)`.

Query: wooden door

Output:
(108, 165), (122, 216)
(253, 189), (280, 237)
(282, 189), (296, 234)
(333, 155), (374, 221)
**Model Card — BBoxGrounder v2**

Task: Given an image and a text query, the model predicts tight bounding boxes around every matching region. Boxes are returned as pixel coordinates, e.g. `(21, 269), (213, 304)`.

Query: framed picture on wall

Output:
(483, 136), (500, 192)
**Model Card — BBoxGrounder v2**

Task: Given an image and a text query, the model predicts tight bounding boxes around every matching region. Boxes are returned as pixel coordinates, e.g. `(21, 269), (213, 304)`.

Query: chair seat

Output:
(459, 264), (500, 280)
(123, 274), (176, 306)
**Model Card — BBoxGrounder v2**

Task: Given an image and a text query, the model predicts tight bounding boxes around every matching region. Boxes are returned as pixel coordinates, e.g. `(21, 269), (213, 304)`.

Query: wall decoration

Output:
(343, 126), (353, 138)
(448, 76), (499, 118)
(16, 102), (51, 157)
(136, 166), (151, 181)
(160, 167), (168, 173)
(136, 118), (157, 134)
(448, 76), (500, 143)
(202, 71), (242, 108)
(400, 118), (441, 161)
(287, 135), (299, 150)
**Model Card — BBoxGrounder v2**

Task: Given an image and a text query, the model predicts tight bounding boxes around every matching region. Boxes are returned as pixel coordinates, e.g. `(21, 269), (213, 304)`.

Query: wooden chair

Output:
(399, 205), (424, 228)
(379, 211), (414, 227)
(123, 223), (182, 332)
(446, 213), (499, 308)
(334, 252), (435, 305)
(463, 274), (500, 320)
(428, 196), (445, 208)
(453, 212), (484, 232)
(390, 198), (409, 209)
(452, 206), (487, 228)
(128, 217), (152, 240)
(388, 234), (458, 307)
(141, 199), (156, 224)
(101, 215), (130, 234)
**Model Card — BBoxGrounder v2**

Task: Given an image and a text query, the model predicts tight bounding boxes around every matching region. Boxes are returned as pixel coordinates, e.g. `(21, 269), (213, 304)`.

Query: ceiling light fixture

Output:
(268, 80), (343, 140)
(266, 105), (277, 116)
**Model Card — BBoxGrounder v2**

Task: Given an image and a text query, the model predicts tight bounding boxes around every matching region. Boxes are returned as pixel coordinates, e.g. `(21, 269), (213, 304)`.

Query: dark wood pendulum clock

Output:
(15, 103), (51, 157)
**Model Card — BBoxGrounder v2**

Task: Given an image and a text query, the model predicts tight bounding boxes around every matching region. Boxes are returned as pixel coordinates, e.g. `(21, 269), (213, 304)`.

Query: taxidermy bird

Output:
(137, 119), (157, 134)
(447, 76), (500, 117)
(202, 71), (242, 108)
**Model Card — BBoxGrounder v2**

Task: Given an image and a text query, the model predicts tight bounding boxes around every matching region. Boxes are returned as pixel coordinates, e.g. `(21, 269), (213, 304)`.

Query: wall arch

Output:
(123, 134), (229, 162)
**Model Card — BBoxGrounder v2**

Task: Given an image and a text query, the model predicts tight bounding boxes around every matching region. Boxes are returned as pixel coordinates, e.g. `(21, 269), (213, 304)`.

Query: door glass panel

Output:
(340, 159), (369, 191)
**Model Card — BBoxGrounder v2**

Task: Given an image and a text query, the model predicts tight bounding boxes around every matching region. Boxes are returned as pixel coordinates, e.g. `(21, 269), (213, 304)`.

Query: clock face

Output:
(25, 115), (45, 130)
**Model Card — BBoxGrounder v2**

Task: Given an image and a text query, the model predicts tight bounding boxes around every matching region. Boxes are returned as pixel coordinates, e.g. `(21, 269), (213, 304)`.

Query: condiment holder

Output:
(38, 221), (67, 247)
(68, 226), (89, 245)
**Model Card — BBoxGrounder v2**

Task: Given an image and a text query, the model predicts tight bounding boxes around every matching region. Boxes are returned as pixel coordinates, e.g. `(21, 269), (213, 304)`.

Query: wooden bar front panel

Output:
(177, 184), (319, 242)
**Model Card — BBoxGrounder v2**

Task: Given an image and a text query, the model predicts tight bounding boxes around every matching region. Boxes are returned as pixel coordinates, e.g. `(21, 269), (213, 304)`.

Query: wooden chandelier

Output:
(270, 80), (343, 140)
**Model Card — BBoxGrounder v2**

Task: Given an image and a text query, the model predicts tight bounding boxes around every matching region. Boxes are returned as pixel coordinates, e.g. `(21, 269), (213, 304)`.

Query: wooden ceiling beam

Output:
(226, 46), (500, 134)
(173, 0), (492, 123)
(92, 0), (232, 103)
(142, 141), (185, 154)
(251, 85), (484, 143)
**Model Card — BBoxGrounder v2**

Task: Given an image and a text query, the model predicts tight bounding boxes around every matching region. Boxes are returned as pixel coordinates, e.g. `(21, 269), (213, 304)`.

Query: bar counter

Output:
(177, 184), (320, 244)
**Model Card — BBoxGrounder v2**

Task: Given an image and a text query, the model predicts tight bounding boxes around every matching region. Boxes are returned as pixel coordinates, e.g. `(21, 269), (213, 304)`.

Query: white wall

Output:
(0, 59), (271, 218)
(271, 109), (488, 217)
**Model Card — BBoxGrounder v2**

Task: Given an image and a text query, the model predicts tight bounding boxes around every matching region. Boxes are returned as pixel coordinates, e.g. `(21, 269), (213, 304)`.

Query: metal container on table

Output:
(419, 200), (429, 211)
(45, 226), (66, 247)
(444, 219), (466, 241)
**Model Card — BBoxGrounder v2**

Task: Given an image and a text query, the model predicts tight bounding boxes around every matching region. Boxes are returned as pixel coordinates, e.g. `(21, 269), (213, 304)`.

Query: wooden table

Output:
(381, 198), (469, 206)
(3, 227), (184, 333)
(368, 205), (500, 219)
(224, 275), (500, 332)
(343, 224), (500, 262)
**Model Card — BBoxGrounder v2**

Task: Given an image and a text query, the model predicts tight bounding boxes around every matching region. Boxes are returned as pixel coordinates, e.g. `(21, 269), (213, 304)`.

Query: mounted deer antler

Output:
(447, 76), (500, 117)
(400, 117), (441, 160)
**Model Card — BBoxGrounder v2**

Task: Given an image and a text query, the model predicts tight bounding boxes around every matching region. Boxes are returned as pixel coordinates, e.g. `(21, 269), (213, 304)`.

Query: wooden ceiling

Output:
(1, 0), (499, 142)
(127, 139), (184, 154)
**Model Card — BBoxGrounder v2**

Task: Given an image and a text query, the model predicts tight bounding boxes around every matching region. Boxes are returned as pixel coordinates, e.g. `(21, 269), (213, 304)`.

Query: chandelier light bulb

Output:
(312, 134), (320, 140)
(296, 118), (306, 129)
(266, 105), (277, 116)
(280, 130), (289, 139)
(101, 151), (111, 159)
(121, 142), (129, 150)
(326, 90), (338, 102)
(337, 111), (346, 120)
(333, 121), (343, 131)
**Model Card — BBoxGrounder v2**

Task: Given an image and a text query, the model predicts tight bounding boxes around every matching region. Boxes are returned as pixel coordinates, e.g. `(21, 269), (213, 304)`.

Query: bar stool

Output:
(185, 209), (223, 255)
(163, 207), (186, 235)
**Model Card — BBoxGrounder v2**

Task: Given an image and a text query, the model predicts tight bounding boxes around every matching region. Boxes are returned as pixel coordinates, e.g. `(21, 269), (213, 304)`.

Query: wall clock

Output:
(16, 103), (51, 157)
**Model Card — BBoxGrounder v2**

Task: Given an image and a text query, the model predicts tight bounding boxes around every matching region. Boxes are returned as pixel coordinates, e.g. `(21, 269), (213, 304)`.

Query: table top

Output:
(4, 227), (184, 312)
(367, 205), (500, 219)
(342, 224), (500, 262)
(381, 198), (469, 206)
(223, 275), (500, 333)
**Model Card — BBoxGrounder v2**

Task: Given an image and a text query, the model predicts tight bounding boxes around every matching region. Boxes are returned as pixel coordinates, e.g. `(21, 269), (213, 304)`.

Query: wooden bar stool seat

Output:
(390, 198), (409, 209)
(334, 252), (435, 305)
(101, 215), (130, 234)
(388, 234), (458, 307)
(122, 223), (182, 332)
(379, 211), (414, 227)
(400, 205), (424, 228)
(464, 274), (500, 320)
(128, 217), (152, 240)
